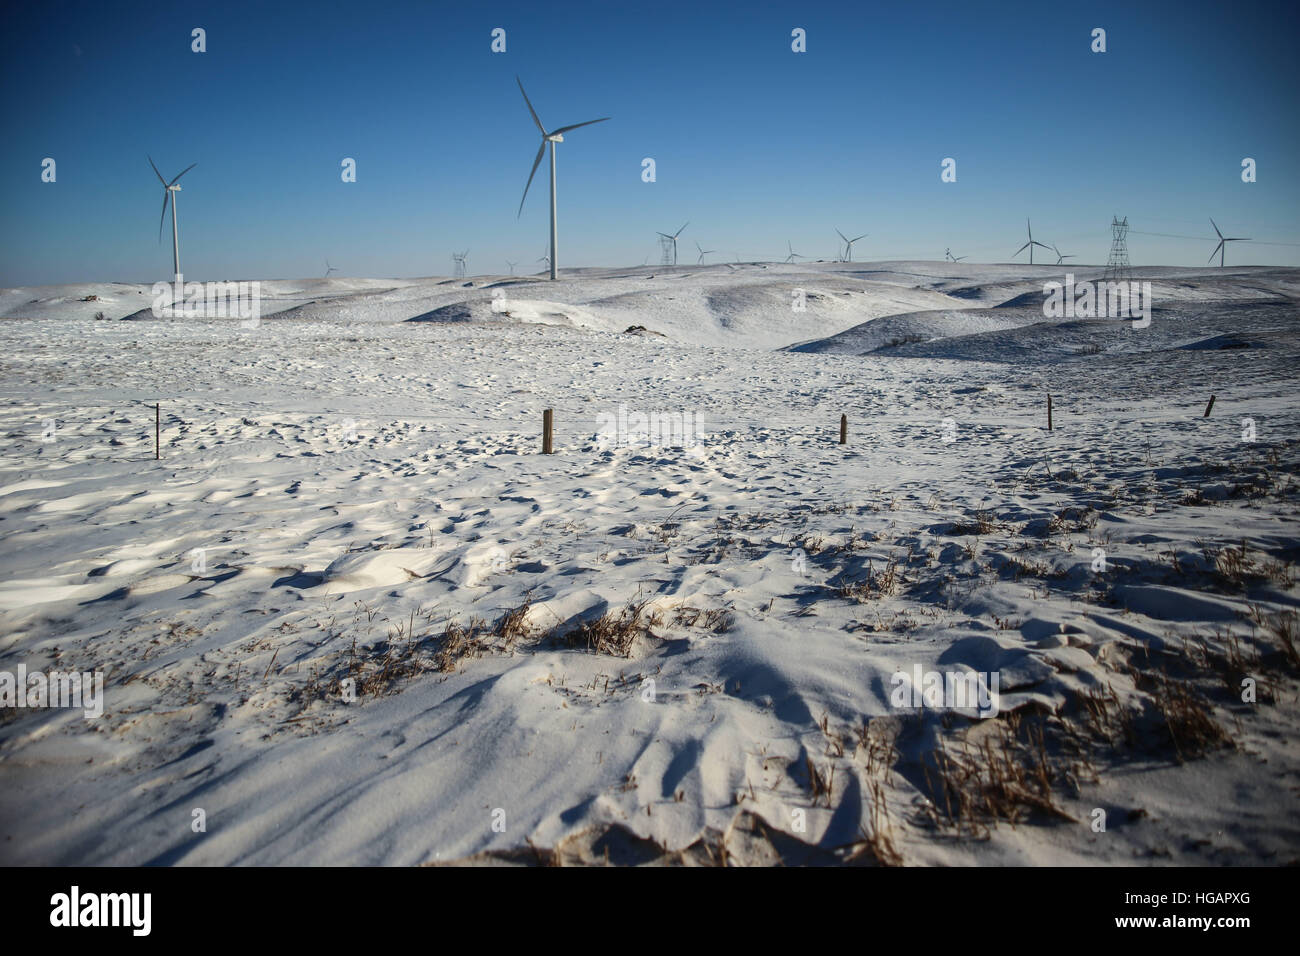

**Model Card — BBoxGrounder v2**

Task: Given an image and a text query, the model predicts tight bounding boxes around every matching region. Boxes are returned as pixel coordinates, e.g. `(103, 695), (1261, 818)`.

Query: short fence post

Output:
(542, 408), (553, 455)
(1204, 395), (1216, 418)
(1047, 393), (1053, 432)
(839, 413), (847, 445)
(155, 403), (160, 460)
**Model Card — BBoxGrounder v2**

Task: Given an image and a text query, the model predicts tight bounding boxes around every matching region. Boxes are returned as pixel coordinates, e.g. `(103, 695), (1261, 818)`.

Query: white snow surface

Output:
(1, 260), (1298, 865)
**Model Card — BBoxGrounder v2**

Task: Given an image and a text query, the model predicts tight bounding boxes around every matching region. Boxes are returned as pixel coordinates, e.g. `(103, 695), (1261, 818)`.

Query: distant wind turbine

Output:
(945, 248), (966, 262)
(657, 222), (689, 266)
(324, 259), (338, 277)
(1208, 218), (1250, 267)
(836, 228), (867, 262)
(506, 260), (517, 275)
(1051, 244), (1074, 266)
(696, 241), (715, 265)
(515, 76), (610, 281)
(148, 156), (197, 280)
(1013, 219), (1051, 265)
(784, 241), (806, 264)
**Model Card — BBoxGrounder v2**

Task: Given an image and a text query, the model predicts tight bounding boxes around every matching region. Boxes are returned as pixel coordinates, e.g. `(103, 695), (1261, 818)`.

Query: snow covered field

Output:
(1, 260), (1297, 865)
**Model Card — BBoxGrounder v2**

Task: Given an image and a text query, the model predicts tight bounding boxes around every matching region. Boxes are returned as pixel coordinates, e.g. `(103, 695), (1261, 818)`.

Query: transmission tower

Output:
(659, 235), (676, 266)
(1103, 216), (1131, 283)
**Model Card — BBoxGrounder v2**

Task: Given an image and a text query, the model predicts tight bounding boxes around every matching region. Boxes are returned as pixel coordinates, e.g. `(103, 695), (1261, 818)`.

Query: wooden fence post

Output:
(1047, 393), (1053, 432)
(542, 408), (553, 455)
(155, 403), (160, 460)
(1204, 395), (1216, 418)
(839, 413), (847, 445)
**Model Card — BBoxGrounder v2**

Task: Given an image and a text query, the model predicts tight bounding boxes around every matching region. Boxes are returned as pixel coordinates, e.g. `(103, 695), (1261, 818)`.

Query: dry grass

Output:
(838, 556), (902, 602)
(1248, 604), (1300, 671)
(918, 713), (1077, 836)
(672, 605), (735, 632)
(548, 599), (662, 657)
(949, 508), (998, 536)
(1047, 505), (1098, 534)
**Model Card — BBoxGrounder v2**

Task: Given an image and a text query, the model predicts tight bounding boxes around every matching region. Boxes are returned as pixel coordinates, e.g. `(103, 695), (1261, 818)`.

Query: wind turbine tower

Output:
(658, 222), (688, 266)
(515, 76), (610, 280)
(1013, 219), (1051, 265)
(836, 228), (867, 262)
(148, 156), (197, 281)
(1208, 218), (1250, 267)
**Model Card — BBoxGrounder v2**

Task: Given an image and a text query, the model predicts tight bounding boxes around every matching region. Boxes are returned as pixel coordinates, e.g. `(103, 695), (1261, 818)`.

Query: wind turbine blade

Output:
(517, 141), (546, 217)
(169, 162), (198, 186)
(516, 77), (545, 134)
(1210, 218), (1223, 239)
(158, 192), (169, 242)
(551, 117), (611, 136)
(1014, 242), (1031, 256)
(851, 234), (867, 242)
(148, 155), (167, 186)
(1209, 242), (1223, 263)
(836, 229), (848, 243)
(675, 222), (689, 238)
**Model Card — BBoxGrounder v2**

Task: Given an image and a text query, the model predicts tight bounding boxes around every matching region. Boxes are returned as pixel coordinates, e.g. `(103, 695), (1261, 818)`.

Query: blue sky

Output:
(2, 0), (1298, 284)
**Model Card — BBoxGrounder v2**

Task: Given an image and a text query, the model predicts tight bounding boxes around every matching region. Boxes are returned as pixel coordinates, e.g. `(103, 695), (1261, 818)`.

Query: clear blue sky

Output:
(2, 0), (1298, 284)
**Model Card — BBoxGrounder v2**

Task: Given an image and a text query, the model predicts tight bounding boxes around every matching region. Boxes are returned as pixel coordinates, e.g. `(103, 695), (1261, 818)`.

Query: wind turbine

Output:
(696, 241), (715, 265)
(657, 222), (688, 265)
(506, 260), (517, 275)
(784, 241), (806, 264)
(1208, 218), (1250, 267)
(324, 259), (338, 277)
(945, 248), (966, 262)
(537, 247), (551, 272)
(515, 76), (610, 281)
(1051, 244), (1075, 266)
(148, 156), (197, 280)
(1013, 219), (1051, 265)
(836, 228), (867, 262)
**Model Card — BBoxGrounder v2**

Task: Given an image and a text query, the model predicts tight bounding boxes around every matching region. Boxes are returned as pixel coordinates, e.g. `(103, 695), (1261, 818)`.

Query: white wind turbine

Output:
(945, 248), (966, 262)
(1051, 244), (1075, 266)
(1209, 218), (1250, 267)
(149, 156), (197, 280)
(1013, 218), (1051, 265)
(506, 260), (517, 275)
(836, 228), (867, 262)
(696, 241), (715, 264)
(657, 222), (689, 265)
(515, 76), (610, 280)
(784, 240), (806, 264)
(324, 259), (338, 277)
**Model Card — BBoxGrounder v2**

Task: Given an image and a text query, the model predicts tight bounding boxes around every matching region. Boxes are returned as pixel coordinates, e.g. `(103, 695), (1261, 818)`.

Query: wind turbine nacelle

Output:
(547, 133), (564, 143)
